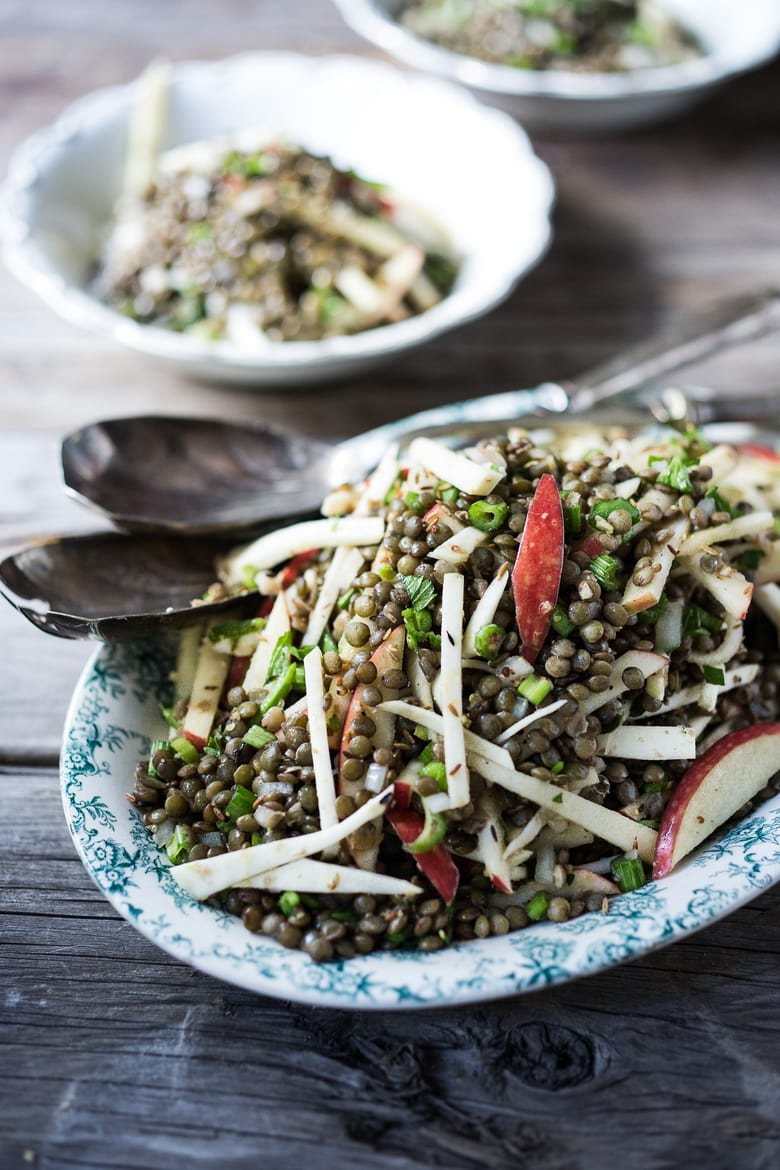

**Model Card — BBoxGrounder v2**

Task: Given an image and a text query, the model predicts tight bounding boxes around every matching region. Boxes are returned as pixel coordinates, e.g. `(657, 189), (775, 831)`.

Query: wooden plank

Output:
(2, 771), (780, 1170)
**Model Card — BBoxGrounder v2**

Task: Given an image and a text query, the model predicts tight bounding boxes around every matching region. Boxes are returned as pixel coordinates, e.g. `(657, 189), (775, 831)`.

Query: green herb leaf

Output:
(208, 617), (265, 646)
(649, 453), (698, 493)
(681, 603), (723, 641)
(702, 665), (726, 686)
(399, 575), (436, 612)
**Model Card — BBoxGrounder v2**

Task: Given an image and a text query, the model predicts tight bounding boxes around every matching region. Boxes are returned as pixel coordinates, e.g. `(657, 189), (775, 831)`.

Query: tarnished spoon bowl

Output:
(0, 532), (259, 640)
(62, 416), (329, 535)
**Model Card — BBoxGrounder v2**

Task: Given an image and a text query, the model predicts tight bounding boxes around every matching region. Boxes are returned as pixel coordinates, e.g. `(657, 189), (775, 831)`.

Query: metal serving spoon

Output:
(62, 289), (780, 536)
(3, 290), (779, 641)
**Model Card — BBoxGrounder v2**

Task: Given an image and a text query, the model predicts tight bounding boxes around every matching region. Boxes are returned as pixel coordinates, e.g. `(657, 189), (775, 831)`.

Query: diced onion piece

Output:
(613, 476), (642, 500)
(503, 809), (549, 860)
(222, 516), (385, 586)
(496, 697), (567, 746)
(302, 547), (365, 648)
(182, 632), (231, 747)
(243, 592), (290, 697)
(429, 526), (489, 564)
(235, 858), (420, 897)
(677, 510), (774, 558)
(406, 436), (506, 496)
(335, 266), (384, 314)
(303, 647), (338, 834)
(171, 790), (394, 900)
(462, 562), (509, 657)
(467, 752), (658, 865)
(622, 516), (689, 614)
(596, 724), (697, 760)
(439, 572), (469, 809)
(679, 553), (753, 620)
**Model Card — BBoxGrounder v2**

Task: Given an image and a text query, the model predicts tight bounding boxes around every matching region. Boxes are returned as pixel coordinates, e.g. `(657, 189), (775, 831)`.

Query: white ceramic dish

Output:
(1, 52), (554, 387)
(62, 628), (780, 1011)
(333, 0), (780, 133)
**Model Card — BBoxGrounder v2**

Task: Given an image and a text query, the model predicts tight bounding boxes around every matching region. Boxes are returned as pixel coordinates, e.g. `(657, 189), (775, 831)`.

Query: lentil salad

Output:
(397, 0), (701, 74)
(94, 138), (459, 344)
(129, 421), (780, 962)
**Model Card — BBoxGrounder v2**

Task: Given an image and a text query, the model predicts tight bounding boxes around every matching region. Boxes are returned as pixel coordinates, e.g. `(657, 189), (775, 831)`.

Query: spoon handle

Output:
(332, 288), (780, 481)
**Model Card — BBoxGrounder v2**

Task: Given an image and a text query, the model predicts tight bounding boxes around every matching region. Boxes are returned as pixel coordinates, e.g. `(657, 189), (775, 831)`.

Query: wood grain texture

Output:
(2, 773), (780, 1170)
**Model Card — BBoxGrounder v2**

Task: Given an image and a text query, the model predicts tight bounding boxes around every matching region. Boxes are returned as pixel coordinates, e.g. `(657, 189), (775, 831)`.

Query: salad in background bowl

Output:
(333, 0), (780, 133)
(1, 52), (554, 386)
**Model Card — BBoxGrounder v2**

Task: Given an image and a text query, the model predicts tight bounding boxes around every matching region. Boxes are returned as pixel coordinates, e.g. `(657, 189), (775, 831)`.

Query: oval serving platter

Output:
(61, 635), (780, 1010)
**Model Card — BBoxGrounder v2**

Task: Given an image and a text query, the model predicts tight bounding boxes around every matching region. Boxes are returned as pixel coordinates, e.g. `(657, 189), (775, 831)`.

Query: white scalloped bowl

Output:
(0, 52), (554, 387)
(333, 0), (780, 133)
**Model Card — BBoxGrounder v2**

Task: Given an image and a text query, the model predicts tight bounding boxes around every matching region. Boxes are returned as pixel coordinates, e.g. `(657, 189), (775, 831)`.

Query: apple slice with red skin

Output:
(653, 722), (780, 878)
(735, 442), (780, 463)
(386, 798), (460, 905)
(512, 472), (565, 663)
(338, 625), (406, 868)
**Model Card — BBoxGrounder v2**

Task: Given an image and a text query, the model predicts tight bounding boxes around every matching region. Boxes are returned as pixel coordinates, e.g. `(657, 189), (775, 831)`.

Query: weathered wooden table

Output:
(2, 5), (780, 1169)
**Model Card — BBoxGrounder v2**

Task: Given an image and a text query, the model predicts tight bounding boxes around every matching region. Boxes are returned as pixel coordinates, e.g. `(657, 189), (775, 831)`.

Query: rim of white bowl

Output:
(0, 51), (555, 372)
(332, 0), (780, 101)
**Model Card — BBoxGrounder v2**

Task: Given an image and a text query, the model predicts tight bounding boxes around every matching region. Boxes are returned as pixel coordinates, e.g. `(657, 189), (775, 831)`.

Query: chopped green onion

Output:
(589, 553), (620, 591)
(260, 662), (297, 713)
(337, 587), (356, 610)
(404, 490), (423, 513)
(319, 628), (338, 655)
(415, 725), (431, 743)
(402, 606), (440, 652)
(204, 730), (224, 756)
(517, 673), (553, 705)
(551, 605), (576, 636)
(330, 908), (359, 924)
(243, 724), (276, 749)
(267, 630), (294, 678)
(439, 486), (459, 506)
(241, 563), (260, 591)
(611, 856), (647, 893)
(526, 892), (550, 921)
(278, 891), (301, 916)
(702, 665), (725, 686)
(225, 785), (256, 820)
(170, 735), (200, 765)
(638, 819), (660, 830)
(159, 704), (180, 729)
(681, 604), (723, 640)
(208, 617), (265, 645)
(474, 623), (505, 660)
(165, 824), (192, 866)
(551, 761), (565, 775)
(644, 779), (668, 794)
(562, 502), (582, 535)
(588, 499), (640, 531)
(407, 802), (448, 854)
(420, 760), (448, 791)
(251, 831), (263, 847)
(399, 574), (436, 612)
(468, 499), (508, 533)
(147, 738), (168, 778)
(419, 742), (434, 763)
(378, 565), (396, 581)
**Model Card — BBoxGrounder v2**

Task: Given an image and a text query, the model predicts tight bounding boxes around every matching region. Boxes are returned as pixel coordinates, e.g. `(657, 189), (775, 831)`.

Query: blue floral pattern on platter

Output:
(61, 639), (780, 1010)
